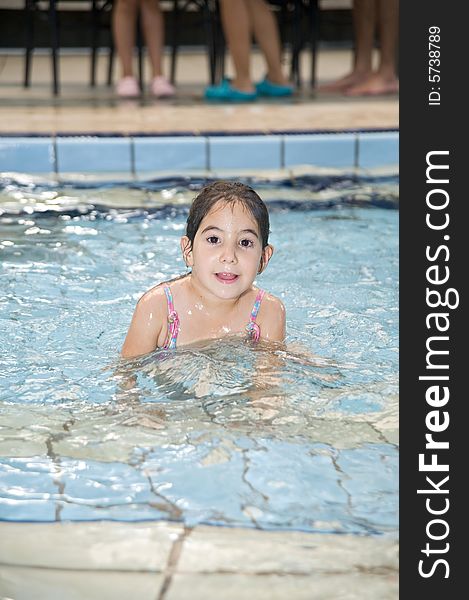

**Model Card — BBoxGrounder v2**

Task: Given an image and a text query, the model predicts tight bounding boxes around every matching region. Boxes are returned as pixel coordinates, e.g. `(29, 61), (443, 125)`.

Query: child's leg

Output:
(113, 0), (139, 78)
(219, 0), (254, 92)
(244, 0), (287, 86)
(140, 0), (165, 78)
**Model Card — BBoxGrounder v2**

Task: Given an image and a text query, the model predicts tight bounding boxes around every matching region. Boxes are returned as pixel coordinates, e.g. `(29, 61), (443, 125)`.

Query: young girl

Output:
(121, 181), (286, 358)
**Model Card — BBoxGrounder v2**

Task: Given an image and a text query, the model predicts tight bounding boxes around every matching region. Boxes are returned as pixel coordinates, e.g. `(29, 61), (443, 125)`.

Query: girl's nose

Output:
(219, 244), (237, 263)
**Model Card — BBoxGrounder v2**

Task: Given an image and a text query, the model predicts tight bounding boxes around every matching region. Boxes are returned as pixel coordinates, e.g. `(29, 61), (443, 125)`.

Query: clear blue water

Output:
(0, 177), (398, 535)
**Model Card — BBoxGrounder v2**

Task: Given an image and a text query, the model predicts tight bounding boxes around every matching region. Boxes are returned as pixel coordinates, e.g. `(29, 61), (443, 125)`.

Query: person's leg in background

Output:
(346, 0), (398, 95)
(113, 0), (140, 96)
(244, 0), (289, 87)
(319, 0), (376, 93)
(218, 0), (255, 92)
(113, 0), (174, 97)
(140, 0), (175, 96)
(206, 0), (291, 100)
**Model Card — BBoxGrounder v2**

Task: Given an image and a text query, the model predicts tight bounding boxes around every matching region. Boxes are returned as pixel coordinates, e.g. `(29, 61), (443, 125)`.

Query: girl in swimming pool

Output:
(121, 181), (286, 358)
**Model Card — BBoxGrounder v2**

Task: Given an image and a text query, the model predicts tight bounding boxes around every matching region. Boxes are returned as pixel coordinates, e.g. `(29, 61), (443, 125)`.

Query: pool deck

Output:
(0, 48), (399, 600)
(0, 521), (398, 600)
(0, 49), (398, 135)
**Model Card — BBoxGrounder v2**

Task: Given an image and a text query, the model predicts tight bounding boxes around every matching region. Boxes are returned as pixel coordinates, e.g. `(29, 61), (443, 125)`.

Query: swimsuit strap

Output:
(163, 286), (180, 349)
(245, 289), (265, 343)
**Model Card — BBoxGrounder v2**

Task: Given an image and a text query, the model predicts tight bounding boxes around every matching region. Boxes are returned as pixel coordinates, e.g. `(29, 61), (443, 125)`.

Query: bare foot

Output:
(318, 70), (372, 93)
(345, 73), (399, 96)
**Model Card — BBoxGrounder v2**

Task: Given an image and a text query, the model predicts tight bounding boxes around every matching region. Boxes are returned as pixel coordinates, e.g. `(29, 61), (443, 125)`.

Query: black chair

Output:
(288, 0), (320, 89)
(169, 0), (221, 85)
(90, 0), (114, 88)
(24, 0), (113, 95)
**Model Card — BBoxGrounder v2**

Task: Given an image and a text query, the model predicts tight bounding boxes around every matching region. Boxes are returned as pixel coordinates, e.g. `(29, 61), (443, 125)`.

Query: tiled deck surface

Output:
(0, 49), (398, 134)
(0, 521), (398, 600)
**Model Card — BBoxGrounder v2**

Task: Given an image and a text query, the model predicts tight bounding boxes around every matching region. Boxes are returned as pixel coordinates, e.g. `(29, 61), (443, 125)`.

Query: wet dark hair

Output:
(186, 181), (270, 248)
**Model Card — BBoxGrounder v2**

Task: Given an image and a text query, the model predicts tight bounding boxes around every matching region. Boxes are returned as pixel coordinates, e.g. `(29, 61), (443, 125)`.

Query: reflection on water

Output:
(0, 185), (398, 534)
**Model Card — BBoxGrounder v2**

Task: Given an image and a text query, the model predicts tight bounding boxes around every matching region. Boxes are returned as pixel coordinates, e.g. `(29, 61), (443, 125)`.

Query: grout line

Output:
(157, 526), (193, 600)
(52, 134), (58, 176)
(129, 135), (136, 179)
(354, 133), (360, 170)
(205, 136), (210, 172)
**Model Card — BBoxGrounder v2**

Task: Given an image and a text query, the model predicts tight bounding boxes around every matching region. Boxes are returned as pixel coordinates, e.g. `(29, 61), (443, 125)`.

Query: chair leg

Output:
(214, 0), (225, 83)
(108, 0), (115, 86)
(170, 0), (180, 85)
(203, 0), (216, 85)
(290, 0), (302, 88)
(91, 0), (98, 86)
(108, 40), (114, 86)
(49, 0), (60, 95)
(137, 14), (144, 91)
(309, 0), (320, 89)
(24, 0), (36, 88)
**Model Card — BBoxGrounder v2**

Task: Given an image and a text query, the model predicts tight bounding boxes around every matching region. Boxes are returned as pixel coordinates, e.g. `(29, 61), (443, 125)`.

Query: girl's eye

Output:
(207, 236), (220, 244)
(239, 238), (254, 248)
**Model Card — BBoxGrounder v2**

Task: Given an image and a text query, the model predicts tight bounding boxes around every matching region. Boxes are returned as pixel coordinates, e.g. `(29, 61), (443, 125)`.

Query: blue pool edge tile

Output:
(0, 130), (399, 175)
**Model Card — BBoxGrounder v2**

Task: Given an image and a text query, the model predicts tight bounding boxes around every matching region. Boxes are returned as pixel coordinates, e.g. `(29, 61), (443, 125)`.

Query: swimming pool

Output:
(0, 173), (398, 535)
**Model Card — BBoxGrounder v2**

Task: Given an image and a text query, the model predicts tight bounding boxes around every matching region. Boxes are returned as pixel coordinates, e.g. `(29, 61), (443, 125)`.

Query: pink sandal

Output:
(150, 76), (175, 98)
(116, 76), (140, 98)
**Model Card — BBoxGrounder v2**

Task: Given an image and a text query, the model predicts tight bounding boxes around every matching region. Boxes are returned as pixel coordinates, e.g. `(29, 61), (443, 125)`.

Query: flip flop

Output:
(205, 79), (257, 102)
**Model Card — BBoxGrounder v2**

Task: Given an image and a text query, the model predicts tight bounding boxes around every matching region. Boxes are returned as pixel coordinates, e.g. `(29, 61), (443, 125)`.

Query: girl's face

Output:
(181, 201), (273, 300)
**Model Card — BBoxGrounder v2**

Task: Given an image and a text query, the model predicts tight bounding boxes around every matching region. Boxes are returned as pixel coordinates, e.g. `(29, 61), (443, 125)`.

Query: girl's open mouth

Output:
(215, 272), (239, 284)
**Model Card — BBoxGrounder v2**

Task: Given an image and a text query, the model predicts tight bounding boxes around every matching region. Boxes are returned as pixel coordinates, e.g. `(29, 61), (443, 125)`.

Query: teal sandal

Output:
(256, 78), (294, 97)
(205, 79), (257, 102)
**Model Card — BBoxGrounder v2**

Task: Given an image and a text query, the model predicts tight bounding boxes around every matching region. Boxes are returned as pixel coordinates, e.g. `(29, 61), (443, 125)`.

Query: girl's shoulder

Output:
(138, 275), (188, 310)
(138, 281), (169, 310)
(255, 289), (286, 342)
(257, 289), (285, 314)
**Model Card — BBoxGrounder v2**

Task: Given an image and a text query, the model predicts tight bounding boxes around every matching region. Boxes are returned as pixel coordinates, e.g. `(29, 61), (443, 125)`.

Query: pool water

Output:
(0, 176), (398, 535)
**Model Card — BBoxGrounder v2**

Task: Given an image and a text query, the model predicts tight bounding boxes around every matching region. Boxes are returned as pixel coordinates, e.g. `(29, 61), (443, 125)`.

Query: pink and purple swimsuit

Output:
(163, 286), (265, 349)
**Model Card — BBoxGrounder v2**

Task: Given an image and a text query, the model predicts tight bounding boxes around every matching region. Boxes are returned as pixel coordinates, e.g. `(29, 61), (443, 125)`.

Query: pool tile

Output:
(208, 135), (282, 170)
(56, 137), (132, 174)
(179, 525), (399, 575)
(0, 521), (181, 570)
(0, 566), (164, 600)
(134, 136), (207, 173)
(357, 131), (399, 168)
(167, 572), (398, 600)
(0, 137), (55, 173)
(284, 133), (356, 169)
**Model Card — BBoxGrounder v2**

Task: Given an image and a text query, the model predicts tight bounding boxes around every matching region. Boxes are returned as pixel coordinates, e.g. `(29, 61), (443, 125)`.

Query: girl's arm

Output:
(121, 288), (166, 358)
(258, 293), (286, 343)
